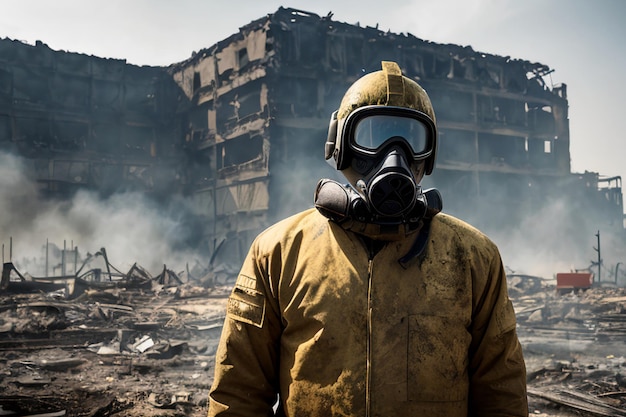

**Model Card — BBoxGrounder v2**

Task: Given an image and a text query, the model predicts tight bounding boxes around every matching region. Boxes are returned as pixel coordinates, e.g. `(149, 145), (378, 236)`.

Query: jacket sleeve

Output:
(208, 242), (282, 417)
(468, 247), (528, 417)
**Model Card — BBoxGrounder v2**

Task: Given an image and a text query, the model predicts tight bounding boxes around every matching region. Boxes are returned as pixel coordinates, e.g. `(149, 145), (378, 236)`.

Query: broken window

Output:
(238, 48), (249, 70)
(553, 136), (569, 173)
(217, 134), (263, 170)
(428, 52), (452, 79)
(478, 95), (526, 127)
(187, 147), (215, 185)
(326, 33), (345, 72)
(296, 23), (325, 67)
(400, 51), (424, 79)
(193, 72), (201, 94)
(486, 63), (503, 88)
(436, 54), (451, 79)
(216, 90), (240, 128)
(478, 133), (527, 167)
(449, 56), (468, 80)
(207, 105), (217, 133)
(121, 125), (154, 158)
(325, 32), (365, 75)
(14, 116), (50, 150)
(475, 61), (502, 89)
(188, 102), (211, 137)
(527, 136), (555, 169)
(124, 80), (157, 113)
(421, 52), (435, 78)
(231, 80), (263, 121)
(527, 103), (555, 134)
(504, 62), (528, 93)
(279, 28), (298, 63)
(266, 29), (275, 53)
(277, 20), (323, 65)
(50, 120), (88, 152)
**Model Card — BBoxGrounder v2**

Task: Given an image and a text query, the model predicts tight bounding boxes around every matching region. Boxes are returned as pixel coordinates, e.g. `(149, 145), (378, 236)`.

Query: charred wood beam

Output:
(527, 387), (626, 416)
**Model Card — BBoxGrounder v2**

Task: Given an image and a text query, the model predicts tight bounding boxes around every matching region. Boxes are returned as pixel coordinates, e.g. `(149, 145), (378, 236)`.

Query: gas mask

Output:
(316, 105), (441, 238)
(315, 61), (442, 242)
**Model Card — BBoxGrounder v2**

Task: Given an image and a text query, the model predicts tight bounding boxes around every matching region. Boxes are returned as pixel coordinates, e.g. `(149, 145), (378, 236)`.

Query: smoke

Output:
(463, 187), (626, 283)
(4, 138), (624, 285)
(487, 198), (590, 278)
(0, 151), (207, 277)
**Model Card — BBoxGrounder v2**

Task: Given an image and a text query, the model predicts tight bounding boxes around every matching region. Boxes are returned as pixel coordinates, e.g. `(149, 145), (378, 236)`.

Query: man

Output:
(208, 61), (528, 416)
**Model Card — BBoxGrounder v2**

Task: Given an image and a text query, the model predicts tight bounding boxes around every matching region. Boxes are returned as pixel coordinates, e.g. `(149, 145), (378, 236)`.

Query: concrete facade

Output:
(1, 7), (623, 268)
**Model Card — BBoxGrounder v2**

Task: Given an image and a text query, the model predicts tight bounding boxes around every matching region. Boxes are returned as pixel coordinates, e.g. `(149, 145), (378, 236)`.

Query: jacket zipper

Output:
(366, 256), (373, 417)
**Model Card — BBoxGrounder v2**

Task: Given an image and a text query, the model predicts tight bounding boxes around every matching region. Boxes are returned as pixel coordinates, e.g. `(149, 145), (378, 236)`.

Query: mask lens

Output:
(353, 114), (429, 157)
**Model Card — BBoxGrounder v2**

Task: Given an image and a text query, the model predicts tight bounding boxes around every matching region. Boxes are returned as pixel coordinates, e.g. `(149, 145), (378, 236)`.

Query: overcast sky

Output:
(2, 0), (625, 188)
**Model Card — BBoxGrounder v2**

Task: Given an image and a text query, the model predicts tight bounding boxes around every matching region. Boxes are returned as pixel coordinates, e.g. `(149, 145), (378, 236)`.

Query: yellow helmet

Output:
(325, 61), (438, 175)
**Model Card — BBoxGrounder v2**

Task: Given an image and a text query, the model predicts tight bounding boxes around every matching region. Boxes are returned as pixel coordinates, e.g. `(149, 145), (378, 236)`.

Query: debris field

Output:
(1, 265), (625, 416)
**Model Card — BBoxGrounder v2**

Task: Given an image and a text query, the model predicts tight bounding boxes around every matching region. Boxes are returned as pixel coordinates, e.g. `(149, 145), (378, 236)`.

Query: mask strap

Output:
(398, 188), (443, 268)
(398, 218), (432, 268)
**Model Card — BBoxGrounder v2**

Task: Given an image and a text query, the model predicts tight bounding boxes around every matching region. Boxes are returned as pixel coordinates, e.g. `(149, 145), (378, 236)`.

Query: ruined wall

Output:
(0, 8), (622, 271)
(168, 17), (274, 265)
(171, 7), (624, 268)
(0, 38), (186, 199)
(264, 8), (576, 233)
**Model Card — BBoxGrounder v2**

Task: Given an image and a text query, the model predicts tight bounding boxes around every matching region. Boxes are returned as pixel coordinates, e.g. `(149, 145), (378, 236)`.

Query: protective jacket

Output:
(208, 208), (528, 417)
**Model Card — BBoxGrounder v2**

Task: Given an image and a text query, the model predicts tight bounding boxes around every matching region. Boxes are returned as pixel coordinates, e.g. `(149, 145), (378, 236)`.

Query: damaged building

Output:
(1, 7), (626, 416)
(0, 39), (185, 199)
(0, 6), (624, 269)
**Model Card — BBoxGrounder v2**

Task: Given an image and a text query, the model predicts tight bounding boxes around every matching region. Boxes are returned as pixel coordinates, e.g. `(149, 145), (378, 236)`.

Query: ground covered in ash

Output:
(0, 272), (625, 416)
(0, 276), (229, 417)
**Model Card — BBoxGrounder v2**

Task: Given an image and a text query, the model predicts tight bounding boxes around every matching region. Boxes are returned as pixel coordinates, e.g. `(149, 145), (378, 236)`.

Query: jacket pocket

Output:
(407, 314), (470, 402)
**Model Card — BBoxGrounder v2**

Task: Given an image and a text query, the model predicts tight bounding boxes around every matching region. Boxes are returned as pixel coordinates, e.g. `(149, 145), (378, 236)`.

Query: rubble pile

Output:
(508, 275), (626, 416)
(1, 265), (625, 416)
(527, 359), (626, 417)
(0, 263), (230, 416)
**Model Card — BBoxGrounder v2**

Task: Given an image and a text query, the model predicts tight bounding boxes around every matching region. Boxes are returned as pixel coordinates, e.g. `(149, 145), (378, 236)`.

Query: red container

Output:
(556, 272), (593, 290)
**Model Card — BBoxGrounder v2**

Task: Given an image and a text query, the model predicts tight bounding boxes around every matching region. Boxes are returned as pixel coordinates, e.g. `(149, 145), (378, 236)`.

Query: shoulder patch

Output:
(227, 274), (266, 328)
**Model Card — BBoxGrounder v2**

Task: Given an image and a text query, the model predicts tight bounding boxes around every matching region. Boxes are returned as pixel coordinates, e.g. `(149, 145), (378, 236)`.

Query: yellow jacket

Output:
(208, 208), (528, 416)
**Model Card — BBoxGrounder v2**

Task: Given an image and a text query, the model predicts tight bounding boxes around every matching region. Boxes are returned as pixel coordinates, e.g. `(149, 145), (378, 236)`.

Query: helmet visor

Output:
(345, 106), (435, 160)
